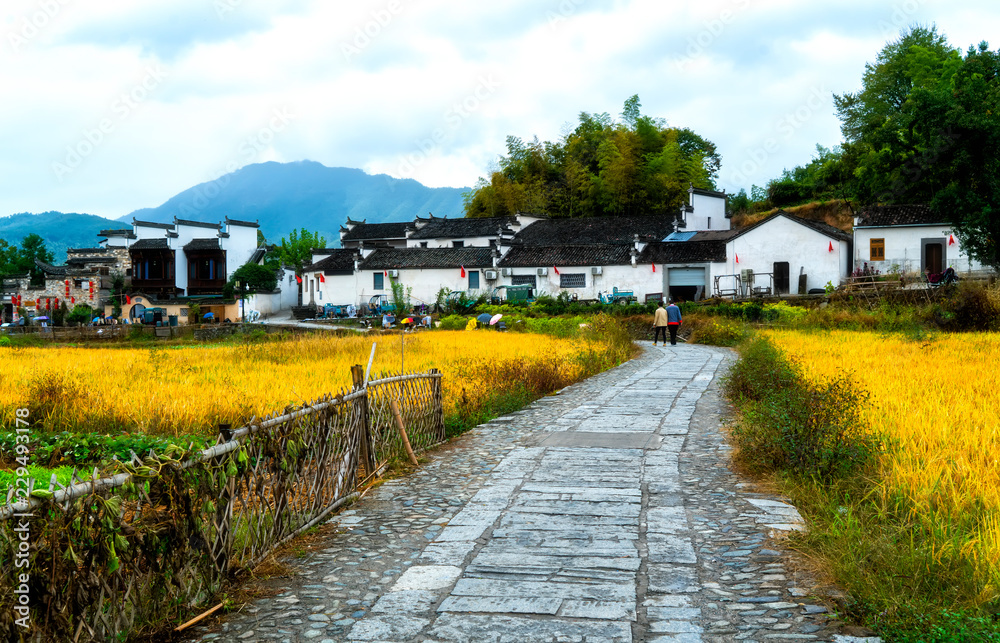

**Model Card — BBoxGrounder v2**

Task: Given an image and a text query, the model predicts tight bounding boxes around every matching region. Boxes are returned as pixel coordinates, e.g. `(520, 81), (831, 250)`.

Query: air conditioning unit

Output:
(501, 268), (513, 277)
(536, 267), (548, 276)
(591, 266), (603, 276)
(387, 269), (399, 278)
(484, 270), (498, 280)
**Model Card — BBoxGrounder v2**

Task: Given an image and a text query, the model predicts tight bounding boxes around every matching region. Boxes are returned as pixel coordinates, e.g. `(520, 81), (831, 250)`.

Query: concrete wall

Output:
(356, 268), (489, 309)
(496, 263), (661, 302)
(726, 216), (848, 292)
(688, 192), (729, 231)
(224, 222), (258, 273)
(853, 225), (984, 274)
(406, 236), (494, 249)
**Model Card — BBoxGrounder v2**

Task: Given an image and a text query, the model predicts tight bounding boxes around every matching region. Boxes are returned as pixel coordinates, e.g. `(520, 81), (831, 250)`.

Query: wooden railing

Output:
(0, 368), (443, 642)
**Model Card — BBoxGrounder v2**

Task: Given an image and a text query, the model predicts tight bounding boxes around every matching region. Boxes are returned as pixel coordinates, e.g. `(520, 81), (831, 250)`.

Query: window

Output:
(420, 242), (428, 248)
(870, 238), (885, 261)
(452, 240), (464, 248)
(560, 273), (586, 288)
(511, 275), (536, 287)
(707, 217), (711, 230)
(468, 270), (480, 290)
(373, 272), (384, 290)
(180, 308), (188, 317)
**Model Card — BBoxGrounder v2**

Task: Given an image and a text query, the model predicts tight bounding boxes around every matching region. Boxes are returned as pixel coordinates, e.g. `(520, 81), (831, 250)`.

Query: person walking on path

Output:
(667, 298), (683, 345)
(652, 301), (669, 345)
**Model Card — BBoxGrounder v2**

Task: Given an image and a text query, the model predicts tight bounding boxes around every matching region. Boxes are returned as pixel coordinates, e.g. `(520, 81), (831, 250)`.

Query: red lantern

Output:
(65, 279), (70, 297)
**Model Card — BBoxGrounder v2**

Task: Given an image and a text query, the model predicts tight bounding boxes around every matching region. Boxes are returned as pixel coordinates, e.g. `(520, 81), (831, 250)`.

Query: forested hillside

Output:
(463, 95), (720, 219)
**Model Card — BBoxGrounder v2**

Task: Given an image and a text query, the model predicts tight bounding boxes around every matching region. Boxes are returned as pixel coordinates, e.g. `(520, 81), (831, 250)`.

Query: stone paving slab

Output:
(187, 344), (878, 643)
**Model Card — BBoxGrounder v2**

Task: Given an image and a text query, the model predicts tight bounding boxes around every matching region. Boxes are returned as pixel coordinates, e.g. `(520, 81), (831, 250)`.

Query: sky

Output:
(1, 0), (999, 221)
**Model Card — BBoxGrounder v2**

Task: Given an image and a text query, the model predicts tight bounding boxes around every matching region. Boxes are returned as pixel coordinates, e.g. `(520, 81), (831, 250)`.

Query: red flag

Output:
(652, 263), (656, 273)
(949, 234), (956, 246)
(828, 241), (834, 252)
(295, 274), (302, 284)
(125, 295), (130, 305)
(735, 253), (740, 264)
(460, 266), (466, 278)
(318, 273), (325, 283)
(383, 270), (388, 277)
(72, 297), (75, 304)
(553, 266), (560, 275)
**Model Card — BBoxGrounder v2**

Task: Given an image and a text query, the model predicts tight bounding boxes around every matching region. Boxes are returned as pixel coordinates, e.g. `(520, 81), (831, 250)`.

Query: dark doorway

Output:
(773, 262), (790, 294)
(925, 243), (943, 274)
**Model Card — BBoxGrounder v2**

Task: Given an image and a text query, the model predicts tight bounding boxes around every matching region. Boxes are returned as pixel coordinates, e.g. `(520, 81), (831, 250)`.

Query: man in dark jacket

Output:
(666, 299), (682, 346)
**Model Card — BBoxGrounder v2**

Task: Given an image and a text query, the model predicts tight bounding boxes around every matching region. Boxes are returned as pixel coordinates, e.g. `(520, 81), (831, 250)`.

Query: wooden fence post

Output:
(351, 364), (374, 476)
(212, 424), (233, 575)
(430, 368), (444, 441)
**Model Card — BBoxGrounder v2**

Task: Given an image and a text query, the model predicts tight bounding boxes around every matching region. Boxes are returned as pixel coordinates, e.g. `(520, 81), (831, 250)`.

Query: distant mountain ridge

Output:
(120, 160), (471, 245)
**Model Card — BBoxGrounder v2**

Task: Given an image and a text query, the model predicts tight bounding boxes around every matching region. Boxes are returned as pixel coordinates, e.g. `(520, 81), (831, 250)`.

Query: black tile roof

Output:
(515, 216), (677, 246)
(639, 241), (727, 264)
(225, 217), (259, 228)
(342, 221), (411, 242)
(690, 186), (728, 199)
(702, 211), (851, 243)
(184, 238), (221, 251)
(175, 218), (222, 229)
(498, 244), (633, 267)
(306, 249), (357, 274)
(67, 248), (109, 254)
(359, 248), (493, 270)
(133, 219), (174, 230)
(855, 204), (943, 227)
(98, 229), (136, 238)
(34, 258), (67, 275)
(66, 256), (116, 265)
(408, 216), (516, 240)
(131, 238), (170, 250)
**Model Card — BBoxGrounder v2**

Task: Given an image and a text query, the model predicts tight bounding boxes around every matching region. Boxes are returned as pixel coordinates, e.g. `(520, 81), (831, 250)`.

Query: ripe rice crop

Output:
(765, 329), (1000, 603)
(0, 330), (623, 437)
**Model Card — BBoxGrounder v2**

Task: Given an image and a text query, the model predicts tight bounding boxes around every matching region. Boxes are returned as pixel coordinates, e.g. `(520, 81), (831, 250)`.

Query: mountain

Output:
(0, 211), (117, 261)
(121, 160), (472, 245)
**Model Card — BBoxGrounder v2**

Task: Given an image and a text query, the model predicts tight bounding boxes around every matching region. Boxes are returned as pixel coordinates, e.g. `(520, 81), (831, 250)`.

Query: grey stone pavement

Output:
(188, 345), (880, 643)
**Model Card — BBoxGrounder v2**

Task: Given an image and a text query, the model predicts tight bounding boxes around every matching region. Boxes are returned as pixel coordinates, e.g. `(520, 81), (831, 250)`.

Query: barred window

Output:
(560, 273), (586, 288)
(511, 275), (536, 287)
(373, 272), (384, 290)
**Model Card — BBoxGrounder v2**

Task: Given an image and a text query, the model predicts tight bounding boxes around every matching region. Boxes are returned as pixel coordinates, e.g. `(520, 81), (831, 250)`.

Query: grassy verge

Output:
(724, 335), (1000, 641)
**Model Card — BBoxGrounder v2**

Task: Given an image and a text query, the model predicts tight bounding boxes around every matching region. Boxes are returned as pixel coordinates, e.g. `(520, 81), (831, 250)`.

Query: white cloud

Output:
(1, 0), (999, 218)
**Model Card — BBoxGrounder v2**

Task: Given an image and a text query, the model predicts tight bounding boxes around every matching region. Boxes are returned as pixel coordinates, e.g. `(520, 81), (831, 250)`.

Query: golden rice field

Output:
(0, 330), (619, 436)
(766, 329), (1000, 600)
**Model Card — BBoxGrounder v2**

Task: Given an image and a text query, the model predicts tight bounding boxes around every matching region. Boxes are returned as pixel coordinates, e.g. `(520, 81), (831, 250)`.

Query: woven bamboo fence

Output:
(0, 367), (443, 642)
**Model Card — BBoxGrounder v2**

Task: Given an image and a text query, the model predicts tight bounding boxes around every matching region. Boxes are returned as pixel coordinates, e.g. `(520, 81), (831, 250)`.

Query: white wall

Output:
(224, 223), (258, 273)
(356, 268), (490, 309)
(688, 192), (729, 231)
(406, 236), (494, 249)
(725, 216), (847, 292)
(853, 225), (983, 274)
(494, 263), (662, 302)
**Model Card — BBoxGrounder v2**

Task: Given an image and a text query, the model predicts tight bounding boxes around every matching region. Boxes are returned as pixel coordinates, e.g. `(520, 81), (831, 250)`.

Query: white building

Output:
(853, 204), (985, 275)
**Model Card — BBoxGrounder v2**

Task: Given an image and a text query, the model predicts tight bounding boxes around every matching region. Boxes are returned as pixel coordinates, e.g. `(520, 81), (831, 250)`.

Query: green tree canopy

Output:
(278, 229), (327, 276)
(226, 261), (278, 296)
(464, 95), (721, 219)
(0, 234), (55, 284)
(834, 26), (1000, 268)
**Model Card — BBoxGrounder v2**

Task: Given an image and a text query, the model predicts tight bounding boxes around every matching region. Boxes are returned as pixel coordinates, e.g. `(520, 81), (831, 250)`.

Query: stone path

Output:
(188, 345), (880, 643)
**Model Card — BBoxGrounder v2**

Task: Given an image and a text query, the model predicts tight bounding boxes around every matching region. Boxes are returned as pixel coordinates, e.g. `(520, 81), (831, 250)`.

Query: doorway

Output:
(773, 262), (790, 294)
(924, 242), (944, 274)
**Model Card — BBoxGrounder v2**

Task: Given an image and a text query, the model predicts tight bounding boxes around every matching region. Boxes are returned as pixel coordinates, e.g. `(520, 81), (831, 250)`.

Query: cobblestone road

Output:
(188, 345), (880, 643)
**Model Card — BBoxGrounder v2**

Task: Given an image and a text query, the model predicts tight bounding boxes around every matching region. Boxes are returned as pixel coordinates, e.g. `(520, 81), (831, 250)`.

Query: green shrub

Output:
(725, 336), (882, 480)
(437, 315), (468, 330)
(0, 336), (10, 348)
(690, 319), (747, 346)
(935, 281), (1000, 331)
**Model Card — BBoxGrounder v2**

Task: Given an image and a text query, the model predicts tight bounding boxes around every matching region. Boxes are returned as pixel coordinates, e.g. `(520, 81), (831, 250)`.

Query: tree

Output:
(224, 262), (278, 298)
(464, 95), (720, 219)
(835, 26), (1000, 268)
(277, 229), (327, 276)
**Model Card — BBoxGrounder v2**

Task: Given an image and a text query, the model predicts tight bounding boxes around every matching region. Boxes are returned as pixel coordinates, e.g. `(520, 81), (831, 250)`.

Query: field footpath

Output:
(187, 345), (880, 643)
